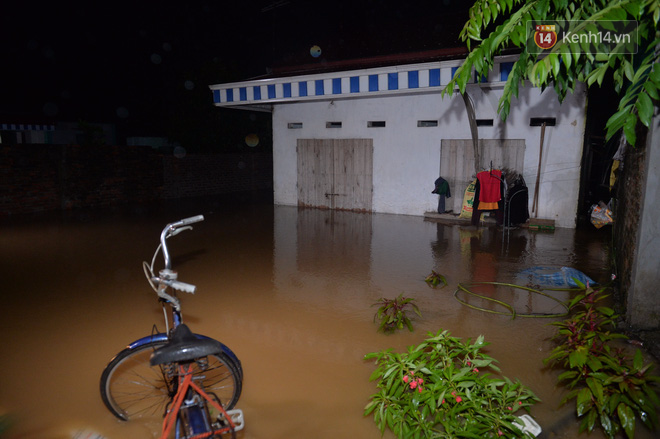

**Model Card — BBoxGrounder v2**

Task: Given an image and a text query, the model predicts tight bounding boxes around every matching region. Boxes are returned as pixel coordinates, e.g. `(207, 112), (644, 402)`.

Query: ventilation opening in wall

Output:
(368, 121), (386, 128)
(288, 122), (303, 129)
(326, 121), (342, 128)
(530, 117), (556, 126)
(417, 120), (438, 127)
(476, 119), (494, 126)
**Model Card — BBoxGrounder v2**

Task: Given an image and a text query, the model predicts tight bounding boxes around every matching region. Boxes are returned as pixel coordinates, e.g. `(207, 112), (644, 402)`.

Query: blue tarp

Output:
(517, 266), (596, 288)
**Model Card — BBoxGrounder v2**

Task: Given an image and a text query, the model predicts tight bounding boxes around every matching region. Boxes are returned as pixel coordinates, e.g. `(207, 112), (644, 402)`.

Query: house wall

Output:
(271, 82), (587, 228)
(622, 111), (660, 328)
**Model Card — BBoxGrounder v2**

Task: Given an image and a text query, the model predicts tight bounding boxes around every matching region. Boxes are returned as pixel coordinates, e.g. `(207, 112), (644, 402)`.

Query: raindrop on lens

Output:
(184, 80), (194, 90)
(310, 45), (322, 58)
(173, 146), (186, 158)
(151, 53), (162, 64)
(245, 133), (259, 147)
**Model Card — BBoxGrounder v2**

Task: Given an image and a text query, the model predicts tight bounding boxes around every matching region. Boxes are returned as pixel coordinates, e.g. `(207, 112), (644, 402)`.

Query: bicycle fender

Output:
(125, 333), (242, 374)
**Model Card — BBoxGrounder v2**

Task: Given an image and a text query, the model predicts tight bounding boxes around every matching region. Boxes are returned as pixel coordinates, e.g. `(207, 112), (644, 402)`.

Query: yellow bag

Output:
(459, 179), (477, 219)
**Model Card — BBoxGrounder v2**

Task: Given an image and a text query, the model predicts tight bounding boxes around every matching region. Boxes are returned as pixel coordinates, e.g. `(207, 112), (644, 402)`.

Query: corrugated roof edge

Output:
(248, 46), (522, 81)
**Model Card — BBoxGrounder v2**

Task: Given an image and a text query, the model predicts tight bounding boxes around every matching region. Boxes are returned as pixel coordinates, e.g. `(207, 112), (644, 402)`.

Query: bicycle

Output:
(99, 215), (244, 438)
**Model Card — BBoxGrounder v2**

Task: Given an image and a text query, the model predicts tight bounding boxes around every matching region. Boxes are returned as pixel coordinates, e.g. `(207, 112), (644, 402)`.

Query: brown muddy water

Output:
(1, 200), (657, 439)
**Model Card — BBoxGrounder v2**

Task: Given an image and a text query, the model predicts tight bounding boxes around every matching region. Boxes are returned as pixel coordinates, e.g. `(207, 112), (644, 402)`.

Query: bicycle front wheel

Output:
(100, 340), (242, 421)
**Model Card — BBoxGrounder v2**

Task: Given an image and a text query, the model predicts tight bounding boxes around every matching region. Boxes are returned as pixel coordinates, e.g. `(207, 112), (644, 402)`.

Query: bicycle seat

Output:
(150, 324), (224, 365)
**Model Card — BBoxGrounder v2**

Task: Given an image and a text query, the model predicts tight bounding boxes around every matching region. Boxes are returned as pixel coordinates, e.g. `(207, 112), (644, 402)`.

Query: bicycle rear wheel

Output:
(100, 340), (242, 421)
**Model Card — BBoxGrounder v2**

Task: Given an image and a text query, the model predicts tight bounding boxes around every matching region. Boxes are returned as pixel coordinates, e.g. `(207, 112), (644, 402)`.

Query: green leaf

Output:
(600, 412), (613, 437)
(569, 347), (588, 368)
(557, 370), (578, 382)
(549, 53), (560, 76)
(560, 43), (572, 69)
(650, 63), (660, 84)
(624, 60), (635, 82)
(636, 91), (653, 128)
(623, 113), (637, 146)
(577, 387), (593, 416)
(617, 403), (636, 439)
(586, 408), (598, 432)
(606, 105), (632, 140)
(644, 80), (660, 100)
(586, 377), (604, 405)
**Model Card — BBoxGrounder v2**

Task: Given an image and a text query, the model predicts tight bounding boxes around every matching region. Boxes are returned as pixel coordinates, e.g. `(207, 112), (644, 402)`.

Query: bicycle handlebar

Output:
(160, 215), (205, 269)
(170, 215), (205, 228)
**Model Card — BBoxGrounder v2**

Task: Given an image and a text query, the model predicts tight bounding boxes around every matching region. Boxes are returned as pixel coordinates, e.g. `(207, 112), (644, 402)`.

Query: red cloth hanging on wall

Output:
(476, 170), (502, 210)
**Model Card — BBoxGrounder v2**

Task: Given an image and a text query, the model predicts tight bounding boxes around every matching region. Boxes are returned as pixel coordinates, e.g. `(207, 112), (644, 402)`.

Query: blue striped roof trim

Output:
(332, 78), (341, 94)
(500, 62), (514, 81)
(408, 71), (419, 88)
(210, 57), (518, 106)
(350, 76), (359, 92)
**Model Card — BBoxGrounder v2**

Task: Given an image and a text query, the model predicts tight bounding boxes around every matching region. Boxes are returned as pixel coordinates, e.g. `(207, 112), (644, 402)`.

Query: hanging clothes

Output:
(505, 176), (529, 227)
(432, 177), (451, 213)
(476, 170), (502, 209)
(471, 170), (504, 227)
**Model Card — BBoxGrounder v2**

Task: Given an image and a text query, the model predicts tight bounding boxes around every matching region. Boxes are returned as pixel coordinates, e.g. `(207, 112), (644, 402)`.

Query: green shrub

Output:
(545, 285), (660, 438)
(425, 271), (448, 288)
(373, 294), (421, 333)
(365, 330), (539, 438)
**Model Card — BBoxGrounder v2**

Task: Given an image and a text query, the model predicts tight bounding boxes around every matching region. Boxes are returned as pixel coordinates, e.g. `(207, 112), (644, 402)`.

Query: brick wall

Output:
(161, 153), (272, 199)
(0, 144), (273, 216)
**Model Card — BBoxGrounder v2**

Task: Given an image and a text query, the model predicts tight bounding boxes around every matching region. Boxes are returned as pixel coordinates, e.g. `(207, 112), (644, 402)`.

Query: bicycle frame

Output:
(160, 363), (242, 439)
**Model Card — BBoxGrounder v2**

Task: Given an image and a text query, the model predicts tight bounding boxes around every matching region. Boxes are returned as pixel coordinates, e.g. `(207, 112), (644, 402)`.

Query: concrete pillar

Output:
(626, 112), (660, 328)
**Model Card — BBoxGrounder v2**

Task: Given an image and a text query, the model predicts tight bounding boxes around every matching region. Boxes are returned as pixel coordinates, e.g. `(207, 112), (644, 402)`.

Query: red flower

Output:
(456, 396), (462, 403)
(403, 375), (409, 383)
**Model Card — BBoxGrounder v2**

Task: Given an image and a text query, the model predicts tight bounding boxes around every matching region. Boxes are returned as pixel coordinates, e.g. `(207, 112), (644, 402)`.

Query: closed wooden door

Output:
(297, 139), (373, 211)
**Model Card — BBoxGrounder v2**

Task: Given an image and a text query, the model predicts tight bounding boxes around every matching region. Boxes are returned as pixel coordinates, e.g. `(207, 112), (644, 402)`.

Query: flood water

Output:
(1, 199), (657, 438)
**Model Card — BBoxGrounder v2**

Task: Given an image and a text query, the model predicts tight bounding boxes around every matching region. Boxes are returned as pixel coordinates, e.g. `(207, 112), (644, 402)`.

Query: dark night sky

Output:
(1, 1), (470, 142)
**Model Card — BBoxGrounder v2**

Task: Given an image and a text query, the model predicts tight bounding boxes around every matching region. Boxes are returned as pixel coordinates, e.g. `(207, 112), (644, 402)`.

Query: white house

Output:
(209, 51), (587, 228)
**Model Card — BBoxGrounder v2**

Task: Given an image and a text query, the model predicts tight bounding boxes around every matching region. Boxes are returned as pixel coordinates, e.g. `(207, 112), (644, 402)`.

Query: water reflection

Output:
(1, 204), (652, 439)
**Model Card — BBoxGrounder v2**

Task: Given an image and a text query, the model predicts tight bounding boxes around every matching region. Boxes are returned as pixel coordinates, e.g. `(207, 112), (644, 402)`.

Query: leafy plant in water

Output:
(544, 284), (660, 439)
(364, 330), (540, 438)
(425, 270), (448, 288)
(373, 293), (421, 333)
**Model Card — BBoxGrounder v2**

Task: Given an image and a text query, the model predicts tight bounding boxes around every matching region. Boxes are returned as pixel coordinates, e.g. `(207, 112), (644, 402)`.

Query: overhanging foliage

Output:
(442, 0), (660, 147)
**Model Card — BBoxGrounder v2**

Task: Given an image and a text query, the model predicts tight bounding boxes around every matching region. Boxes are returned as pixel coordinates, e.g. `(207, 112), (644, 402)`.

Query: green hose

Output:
(454, 282), (571, 319)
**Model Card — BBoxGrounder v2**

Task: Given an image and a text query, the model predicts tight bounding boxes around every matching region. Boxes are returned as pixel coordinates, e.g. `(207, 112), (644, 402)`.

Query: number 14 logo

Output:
(534, 24), (557, 50)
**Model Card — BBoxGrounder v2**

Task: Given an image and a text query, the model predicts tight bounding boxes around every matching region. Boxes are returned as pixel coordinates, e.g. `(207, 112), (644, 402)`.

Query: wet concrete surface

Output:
(1, 198), (657, 438)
